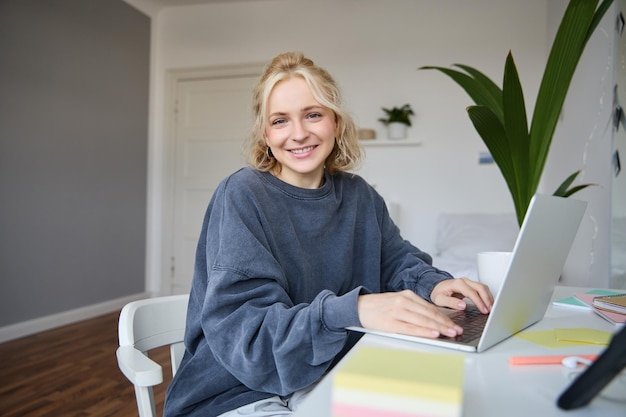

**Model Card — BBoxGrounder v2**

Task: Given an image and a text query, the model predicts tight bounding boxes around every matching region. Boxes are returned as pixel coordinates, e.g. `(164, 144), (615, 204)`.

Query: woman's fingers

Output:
(431, 277), (494, 313)
(357, 290), (462, 339)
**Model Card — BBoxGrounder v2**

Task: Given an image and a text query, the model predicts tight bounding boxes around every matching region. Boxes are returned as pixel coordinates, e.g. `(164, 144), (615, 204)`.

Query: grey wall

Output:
(0, 0), (149, 326)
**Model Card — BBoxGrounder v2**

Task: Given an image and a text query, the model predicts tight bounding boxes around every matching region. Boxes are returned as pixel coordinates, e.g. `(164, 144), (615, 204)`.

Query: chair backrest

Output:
(116, 294), (189, 417)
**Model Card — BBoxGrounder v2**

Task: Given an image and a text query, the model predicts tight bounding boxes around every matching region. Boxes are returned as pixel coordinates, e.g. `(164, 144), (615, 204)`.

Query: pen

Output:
(509, 354), (598, 366)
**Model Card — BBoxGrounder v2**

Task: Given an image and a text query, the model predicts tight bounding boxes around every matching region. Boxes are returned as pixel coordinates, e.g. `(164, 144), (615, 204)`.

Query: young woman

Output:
(164, 52), (493, 417)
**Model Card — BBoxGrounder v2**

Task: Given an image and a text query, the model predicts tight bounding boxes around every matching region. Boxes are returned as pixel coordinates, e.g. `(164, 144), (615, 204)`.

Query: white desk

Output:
(293, 286), (626, 417)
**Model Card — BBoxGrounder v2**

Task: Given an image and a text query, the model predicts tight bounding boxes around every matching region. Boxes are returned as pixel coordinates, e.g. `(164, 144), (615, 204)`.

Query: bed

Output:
(431, 212), (519, 280)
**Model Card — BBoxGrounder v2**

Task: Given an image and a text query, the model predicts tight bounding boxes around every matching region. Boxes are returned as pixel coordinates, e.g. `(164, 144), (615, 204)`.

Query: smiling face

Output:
(264, 76), (337, 189)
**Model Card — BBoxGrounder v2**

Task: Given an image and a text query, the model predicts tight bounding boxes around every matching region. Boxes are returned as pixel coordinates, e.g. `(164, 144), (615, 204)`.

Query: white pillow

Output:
(435, 213), (519, 261)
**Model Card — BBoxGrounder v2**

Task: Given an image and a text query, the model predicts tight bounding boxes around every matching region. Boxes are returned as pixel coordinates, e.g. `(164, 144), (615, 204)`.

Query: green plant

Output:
(420, 0), (610, 226)
(378, 104), (415, 126)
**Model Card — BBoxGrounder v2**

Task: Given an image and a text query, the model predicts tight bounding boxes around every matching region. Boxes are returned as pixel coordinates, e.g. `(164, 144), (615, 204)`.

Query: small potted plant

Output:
(378, 104), (414, 139)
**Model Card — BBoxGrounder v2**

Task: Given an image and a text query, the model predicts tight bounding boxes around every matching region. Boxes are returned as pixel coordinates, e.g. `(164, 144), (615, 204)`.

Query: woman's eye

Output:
(271, 118), (286, 126)
(307, 112), (322, 119)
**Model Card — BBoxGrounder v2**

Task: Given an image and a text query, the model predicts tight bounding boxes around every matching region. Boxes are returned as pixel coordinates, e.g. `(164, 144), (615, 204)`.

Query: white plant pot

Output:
(387, 122), (408, 139)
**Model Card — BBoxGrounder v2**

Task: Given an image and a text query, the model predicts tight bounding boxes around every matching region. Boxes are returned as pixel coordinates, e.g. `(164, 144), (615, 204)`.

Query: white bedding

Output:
(431, 212), (519, 280)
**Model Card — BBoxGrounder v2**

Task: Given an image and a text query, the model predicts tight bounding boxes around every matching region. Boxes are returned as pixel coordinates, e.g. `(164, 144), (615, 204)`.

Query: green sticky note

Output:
(553, 289), (622, 309)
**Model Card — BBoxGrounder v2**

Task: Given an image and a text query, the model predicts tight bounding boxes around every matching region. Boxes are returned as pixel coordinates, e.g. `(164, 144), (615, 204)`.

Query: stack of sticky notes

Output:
(332, 346), (464, 417)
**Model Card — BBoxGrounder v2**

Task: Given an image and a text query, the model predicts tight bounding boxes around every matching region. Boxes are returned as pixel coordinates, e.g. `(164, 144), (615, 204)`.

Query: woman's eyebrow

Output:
(268, 105), (325, 118)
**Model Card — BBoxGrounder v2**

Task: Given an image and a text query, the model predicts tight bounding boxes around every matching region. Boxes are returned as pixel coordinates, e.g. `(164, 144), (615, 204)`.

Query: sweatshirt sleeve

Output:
(198, 178), (362, 396)
(203, 271), (361, 395)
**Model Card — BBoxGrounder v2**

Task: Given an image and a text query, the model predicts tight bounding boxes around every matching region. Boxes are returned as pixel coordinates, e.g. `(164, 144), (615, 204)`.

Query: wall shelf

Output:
(360, 139), (422, 147)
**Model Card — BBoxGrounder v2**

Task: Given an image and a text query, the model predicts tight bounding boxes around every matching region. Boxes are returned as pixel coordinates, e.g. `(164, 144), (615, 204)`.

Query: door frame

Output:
(158, 63), (265, 295)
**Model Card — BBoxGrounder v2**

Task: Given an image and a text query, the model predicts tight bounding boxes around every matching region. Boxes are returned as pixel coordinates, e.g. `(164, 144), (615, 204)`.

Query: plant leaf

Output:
(467, 105), (527, 224)
(552, 169), (597, 197)
(420, 66), (504, 122)
(553, 169), (582, 196)
(452, 64), (504, 121)
(502, 52), (531, 211)
(529, 0), (600, 187)
(559, 183), (596, 198)
(585, 0), (614, 44)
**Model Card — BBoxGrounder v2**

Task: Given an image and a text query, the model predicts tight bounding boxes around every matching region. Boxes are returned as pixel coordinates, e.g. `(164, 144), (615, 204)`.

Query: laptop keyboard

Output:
(441, 305), (489, 343)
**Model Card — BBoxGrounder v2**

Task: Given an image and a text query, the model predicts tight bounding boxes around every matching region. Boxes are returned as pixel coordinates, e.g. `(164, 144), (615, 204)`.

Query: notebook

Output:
(348, 194), (588, 353)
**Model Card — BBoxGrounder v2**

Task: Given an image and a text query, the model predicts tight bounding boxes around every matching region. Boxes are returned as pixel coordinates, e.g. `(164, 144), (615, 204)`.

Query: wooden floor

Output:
(0, 311), (171, 417)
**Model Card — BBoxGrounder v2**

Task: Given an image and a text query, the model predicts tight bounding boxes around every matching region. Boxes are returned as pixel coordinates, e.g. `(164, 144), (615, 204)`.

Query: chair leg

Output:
(134, 385), (157, 417)
(171, 342), (185, 376)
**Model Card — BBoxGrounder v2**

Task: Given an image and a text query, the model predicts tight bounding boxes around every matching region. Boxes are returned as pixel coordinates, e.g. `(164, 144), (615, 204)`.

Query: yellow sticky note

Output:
(516, 328), (612, 348)
(554, 328), (612, 345)
(332, 346), (465, 417)
(515, 329), (580, 348)
(334, 346), (464, 402)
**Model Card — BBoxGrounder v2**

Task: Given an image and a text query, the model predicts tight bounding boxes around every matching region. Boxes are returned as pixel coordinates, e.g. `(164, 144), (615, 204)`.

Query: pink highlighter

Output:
(509, 354), (598, 366)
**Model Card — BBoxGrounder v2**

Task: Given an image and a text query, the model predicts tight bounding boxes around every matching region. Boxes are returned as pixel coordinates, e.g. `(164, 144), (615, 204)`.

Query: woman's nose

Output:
(290, 120), (308, 141)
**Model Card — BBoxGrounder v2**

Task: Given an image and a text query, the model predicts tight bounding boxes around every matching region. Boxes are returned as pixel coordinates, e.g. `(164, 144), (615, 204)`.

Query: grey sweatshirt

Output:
(163, 167), (453, 417)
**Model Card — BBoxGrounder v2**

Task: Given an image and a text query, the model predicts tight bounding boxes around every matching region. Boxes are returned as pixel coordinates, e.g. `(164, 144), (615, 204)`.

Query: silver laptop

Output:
(349, 194), (587, 352)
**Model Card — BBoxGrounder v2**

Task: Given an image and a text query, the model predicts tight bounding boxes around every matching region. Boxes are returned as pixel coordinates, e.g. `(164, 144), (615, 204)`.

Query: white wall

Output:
(141, 0), (615, 291)
(544, 0), (615, 287)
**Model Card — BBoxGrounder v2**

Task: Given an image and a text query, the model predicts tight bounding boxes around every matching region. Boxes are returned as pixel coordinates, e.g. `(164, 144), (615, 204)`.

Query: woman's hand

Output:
(430, 277), (494, 314)
(357, 290), (463, 339)
(356, 279), (493, 339)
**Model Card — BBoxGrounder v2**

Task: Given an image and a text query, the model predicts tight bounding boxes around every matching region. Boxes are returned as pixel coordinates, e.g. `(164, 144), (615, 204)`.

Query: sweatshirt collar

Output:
(257, 169), (333, 199)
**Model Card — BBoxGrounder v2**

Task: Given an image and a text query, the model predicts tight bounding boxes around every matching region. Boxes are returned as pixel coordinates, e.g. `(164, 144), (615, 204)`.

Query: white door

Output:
(169, 70), (261, 294)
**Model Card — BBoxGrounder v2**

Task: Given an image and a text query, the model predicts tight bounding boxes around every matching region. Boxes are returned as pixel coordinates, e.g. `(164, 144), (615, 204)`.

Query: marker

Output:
(509, 354), (598, 366)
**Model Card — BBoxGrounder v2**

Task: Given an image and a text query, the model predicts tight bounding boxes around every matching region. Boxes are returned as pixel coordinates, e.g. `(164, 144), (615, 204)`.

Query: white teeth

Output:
(290, 146), (315, 154)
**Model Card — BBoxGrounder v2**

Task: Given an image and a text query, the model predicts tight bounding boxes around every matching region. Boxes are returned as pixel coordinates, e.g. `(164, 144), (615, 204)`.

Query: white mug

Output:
(476, 251), (512, 297)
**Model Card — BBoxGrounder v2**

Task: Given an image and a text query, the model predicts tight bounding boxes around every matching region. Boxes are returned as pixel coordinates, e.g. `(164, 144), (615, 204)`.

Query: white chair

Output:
(116, 294), (189, 417)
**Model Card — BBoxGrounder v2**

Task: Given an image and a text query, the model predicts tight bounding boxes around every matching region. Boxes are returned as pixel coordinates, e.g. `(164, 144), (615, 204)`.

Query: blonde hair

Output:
(246, 52), (362, 174)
